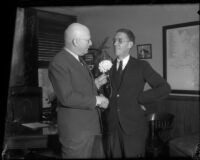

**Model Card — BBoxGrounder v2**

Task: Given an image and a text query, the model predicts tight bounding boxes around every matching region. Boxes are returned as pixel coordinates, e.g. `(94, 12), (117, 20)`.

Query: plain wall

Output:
(37, 4), (199, 76)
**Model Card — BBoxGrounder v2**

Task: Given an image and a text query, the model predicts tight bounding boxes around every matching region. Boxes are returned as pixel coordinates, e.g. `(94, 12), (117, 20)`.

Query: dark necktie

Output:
(117, 60), (123, 73)
(115, 60), (123, 88)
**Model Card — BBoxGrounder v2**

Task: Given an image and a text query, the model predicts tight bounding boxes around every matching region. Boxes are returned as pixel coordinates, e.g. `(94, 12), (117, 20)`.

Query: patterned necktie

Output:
(79, 56), (85, 66)
(79, 56), (93, 79)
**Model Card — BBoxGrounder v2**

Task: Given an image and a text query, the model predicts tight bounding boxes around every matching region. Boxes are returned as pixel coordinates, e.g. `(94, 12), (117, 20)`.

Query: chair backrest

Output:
(147, 112), (174, 130)
(147, 112), (174, 142)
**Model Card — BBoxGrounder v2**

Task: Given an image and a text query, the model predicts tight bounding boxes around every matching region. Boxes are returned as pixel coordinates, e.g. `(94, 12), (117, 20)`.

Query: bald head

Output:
(64, 23), (92, 55)
(64, 23), (90, 45)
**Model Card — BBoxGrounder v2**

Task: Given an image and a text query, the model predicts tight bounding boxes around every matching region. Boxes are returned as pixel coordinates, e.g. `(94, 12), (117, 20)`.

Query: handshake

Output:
(96, 94), (109, 109)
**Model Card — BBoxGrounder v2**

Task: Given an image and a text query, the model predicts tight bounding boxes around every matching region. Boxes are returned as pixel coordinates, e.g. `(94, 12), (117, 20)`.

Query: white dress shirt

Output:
(117, 55), (130, 70)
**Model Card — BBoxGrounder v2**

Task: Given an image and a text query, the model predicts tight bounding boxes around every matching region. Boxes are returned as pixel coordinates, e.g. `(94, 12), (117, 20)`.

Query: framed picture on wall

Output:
(163, 21), (199, 95)
(137, 44), (152, 59)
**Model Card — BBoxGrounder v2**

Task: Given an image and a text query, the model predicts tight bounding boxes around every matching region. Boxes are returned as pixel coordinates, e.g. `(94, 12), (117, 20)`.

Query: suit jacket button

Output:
(116, 94), (120, 98)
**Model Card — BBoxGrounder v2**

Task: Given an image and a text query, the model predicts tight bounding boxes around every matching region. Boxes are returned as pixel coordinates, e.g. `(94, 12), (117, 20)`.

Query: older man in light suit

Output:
(48, 23), (108, 158)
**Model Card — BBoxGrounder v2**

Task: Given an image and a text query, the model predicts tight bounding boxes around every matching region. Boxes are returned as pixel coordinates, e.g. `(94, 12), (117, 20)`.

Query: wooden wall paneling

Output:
(152, 96), (199, 138)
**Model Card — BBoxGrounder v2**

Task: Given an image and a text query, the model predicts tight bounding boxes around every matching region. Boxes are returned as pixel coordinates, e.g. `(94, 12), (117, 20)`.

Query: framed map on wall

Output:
(163, 21), (199, 95)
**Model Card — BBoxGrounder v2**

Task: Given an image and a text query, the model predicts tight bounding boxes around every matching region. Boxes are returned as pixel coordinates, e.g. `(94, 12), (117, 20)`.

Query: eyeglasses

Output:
(79, 38), (92, 44)
(112, 38), (130, 44)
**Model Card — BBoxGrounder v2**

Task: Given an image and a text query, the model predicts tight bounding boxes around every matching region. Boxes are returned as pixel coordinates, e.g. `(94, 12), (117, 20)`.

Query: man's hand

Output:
(95, 74), (108, 89)
(96, 94), (109, 109)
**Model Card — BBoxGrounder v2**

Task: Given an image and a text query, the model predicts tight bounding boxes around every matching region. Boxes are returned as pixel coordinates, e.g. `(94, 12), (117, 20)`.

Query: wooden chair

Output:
(145, 112), (174, 157)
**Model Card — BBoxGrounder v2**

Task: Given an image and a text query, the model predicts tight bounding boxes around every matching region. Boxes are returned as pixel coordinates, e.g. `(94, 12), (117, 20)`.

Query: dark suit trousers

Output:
(61, 133), (105, 159)
(105, 122), (146, 158)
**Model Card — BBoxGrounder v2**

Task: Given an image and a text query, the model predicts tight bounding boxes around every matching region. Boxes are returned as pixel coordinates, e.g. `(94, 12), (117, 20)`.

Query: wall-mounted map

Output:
(163, 21), (199, 94)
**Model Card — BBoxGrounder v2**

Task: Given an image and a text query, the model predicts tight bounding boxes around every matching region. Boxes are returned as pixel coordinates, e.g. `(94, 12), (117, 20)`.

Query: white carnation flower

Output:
(98, 60), (113, 73)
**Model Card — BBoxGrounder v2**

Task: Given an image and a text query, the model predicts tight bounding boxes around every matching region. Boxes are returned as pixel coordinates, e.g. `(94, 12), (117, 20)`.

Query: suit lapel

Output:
(79, 60), (96, 92)
(111, 57), (133, 93)
(79, 57), (94, 81)
(111, 60), (124, 92)
(63, 49), (94, 84)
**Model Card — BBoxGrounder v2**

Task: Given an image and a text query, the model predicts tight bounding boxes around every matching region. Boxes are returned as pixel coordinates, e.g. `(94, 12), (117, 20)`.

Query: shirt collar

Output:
(117, 55), (130, 70)
(64, 47), (79, 61)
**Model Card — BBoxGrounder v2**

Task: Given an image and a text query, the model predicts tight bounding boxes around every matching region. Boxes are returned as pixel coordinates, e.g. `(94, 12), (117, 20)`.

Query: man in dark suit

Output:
(104, 28), (171, 158)
(48, 23), (109, 158)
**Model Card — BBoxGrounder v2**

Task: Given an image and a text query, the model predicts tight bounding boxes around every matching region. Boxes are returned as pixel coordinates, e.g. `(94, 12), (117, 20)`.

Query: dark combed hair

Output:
(116, 28), (135, 44)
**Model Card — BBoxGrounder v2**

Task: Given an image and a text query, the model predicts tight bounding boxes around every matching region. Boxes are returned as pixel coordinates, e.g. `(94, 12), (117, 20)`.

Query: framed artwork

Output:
(137, 44), (152, 59)
(163, 21), (199, 95)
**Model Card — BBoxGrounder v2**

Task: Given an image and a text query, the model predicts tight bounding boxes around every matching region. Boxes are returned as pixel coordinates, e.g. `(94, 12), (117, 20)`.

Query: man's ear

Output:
(72, 38), (78, 47)
(128, 41), (134, 49)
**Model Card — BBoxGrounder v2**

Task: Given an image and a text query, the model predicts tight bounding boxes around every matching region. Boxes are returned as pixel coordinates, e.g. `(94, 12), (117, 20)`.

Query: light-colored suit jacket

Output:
(48, 49), (101, 139)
